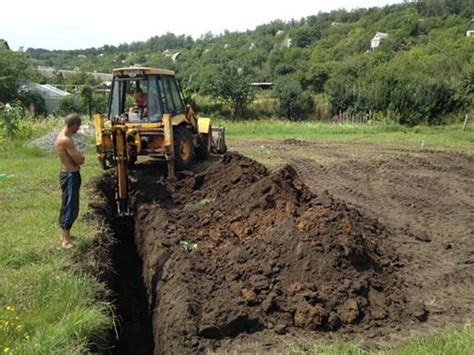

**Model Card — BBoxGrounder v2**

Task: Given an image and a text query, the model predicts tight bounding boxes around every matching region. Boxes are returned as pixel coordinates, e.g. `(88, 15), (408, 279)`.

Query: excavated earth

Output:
(90, 141), (473, 354)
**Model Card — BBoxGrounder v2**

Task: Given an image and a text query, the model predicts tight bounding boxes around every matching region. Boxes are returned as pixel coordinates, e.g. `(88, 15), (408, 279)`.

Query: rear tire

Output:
(195, 133), (211, 160)
(173, 126), (195, 170)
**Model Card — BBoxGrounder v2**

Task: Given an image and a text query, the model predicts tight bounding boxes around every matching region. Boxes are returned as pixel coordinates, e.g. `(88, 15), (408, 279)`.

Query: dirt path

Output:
(232, 139), (474, 339)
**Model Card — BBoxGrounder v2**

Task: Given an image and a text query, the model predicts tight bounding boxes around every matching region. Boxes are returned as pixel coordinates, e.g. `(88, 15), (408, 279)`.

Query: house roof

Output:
(30, 83), (71, 97)
(372, 32), (389, 40)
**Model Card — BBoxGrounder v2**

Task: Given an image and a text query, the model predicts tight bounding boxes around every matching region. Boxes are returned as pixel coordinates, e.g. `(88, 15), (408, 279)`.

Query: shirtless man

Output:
(54, 114), (85, 249)
(128, 89), (148, 119)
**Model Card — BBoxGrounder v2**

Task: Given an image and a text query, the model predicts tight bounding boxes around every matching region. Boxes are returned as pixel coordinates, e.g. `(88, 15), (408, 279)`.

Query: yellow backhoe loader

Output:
(94, 67), (226, 215)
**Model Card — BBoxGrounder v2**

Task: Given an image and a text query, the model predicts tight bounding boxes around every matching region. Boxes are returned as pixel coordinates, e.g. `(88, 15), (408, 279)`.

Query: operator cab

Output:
(108, 67), (186, 123)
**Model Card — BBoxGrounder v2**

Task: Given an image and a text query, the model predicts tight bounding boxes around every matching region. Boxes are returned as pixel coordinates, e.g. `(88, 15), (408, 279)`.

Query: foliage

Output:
(17, 89), (46, 117)
(273, 77), (314, 120)
(22, 0), (474, 124)
(56, 96), (80, 116)
(0, 50), (31, 103)
(204, 64), (255, 119)
(92, 94), (109, 114)
(0, 104), (24, 138)
(80, 86), (93, 119)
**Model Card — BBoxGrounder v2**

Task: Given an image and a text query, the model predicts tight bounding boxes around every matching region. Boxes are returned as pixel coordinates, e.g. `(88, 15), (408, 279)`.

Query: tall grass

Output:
(0, 122), (111, 353)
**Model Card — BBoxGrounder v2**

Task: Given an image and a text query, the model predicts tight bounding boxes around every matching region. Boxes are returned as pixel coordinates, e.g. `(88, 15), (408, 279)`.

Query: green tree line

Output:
(2, 0), (473, 124)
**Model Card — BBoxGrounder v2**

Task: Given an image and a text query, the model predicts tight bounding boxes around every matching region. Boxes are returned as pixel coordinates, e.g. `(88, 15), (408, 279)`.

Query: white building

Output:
(282, 37), (292, 48)
(467, 20), (474, 36)
(171, 52), (181, 63)
(371, 32), (389, 49)
(30, 83), (72, 113)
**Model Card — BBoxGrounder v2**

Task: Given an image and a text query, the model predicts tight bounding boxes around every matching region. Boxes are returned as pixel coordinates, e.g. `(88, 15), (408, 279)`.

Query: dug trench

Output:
(90, 153), (430, 354)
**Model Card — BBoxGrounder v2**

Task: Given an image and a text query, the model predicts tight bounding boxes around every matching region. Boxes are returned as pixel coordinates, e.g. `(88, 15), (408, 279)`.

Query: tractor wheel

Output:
(173, 126), (195, 170)
(195, 133), (211, 160)
(98, 157), (107, 170)
(127, 156), (137, 170)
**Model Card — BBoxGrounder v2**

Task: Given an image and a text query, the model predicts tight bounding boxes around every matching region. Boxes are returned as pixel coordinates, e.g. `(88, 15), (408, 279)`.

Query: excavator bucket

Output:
(211, 127), (227, 154)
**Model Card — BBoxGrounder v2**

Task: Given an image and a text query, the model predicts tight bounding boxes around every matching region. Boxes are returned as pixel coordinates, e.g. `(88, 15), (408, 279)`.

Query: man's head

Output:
(65, 114), (81, 133)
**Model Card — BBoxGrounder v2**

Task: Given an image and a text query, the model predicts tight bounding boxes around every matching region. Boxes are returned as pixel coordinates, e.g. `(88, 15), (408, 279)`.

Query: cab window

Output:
(161, 75), (185, 114)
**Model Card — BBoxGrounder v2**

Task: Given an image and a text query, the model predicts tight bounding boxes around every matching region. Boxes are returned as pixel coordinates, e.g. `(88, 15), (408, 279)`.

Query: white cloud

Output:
(1, 0), (403, 50)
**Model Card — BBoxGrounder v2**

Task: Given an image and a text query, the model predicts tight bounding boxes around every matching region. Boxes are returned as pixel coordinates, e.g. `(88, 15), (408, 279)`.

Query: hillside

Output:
(20, 0), (474, 123)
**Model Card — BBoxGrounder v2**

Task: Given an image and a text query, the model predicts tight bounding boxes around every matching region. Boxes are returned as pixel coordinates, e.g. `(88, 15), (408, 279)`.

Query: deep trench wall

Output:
(130, 154), (418, 354)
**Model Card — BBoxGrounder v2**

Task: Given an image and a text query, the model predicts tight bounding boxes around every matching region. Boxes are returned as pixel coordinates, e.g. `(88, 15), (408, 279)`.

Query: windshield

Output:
(108, 76), (163, 122)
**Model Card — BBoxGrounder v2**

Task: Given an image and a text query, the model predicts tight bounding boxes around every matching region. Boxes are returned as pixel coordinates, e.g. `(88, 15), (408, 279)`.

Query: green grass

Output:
(216, 120), (474, 153)
(0, 123), (112, 354)
(289, 328), (474, 354)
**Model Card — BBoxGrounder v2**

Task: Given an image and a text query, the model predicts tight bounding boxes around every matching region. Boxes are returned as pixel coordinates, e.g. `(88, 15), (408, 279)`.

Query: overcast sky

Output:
(1, 0), (403, 50)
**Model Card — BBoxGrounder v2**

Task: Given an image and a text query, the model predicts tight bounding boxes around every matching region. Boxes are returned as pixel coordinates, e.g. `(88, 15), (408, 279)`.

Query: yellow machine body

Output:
(93, 67), (226, 215)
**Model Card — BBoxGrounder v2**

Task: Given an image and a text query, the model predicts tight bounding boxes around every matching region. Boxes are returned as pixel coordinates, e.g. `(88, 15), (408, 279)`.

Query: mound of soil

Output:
(131, 153), (422, 353)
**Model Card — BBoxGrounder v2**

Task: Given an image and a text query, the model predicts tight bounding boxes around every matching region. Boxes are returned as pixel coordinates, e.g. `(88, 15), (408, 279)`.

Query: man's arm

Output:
(64, 138), (85, 165)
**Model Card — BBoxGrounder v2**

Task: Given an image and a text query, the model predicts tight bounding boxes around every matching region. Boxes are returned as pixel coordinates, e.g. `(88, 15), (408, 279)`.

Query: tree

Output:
(80, 86), (93, 119)
(273, 77), (314, 120)
(0, 50), (30, 103)
(205, 65), (255, 119)
(18, 89), (46, 117)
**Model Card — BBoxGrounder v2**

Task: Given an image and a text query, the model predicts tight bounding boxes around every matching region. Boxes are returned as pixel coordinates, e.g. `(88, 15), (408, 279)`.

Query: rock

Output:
(408, 301), (428, 321)
(288, 282), (303, 295)
(248, 274), (270, 291)
(415, 231), (432, 242)
(274, 323), (287, 335)
(368, 288), (387, 320)
(294, 301), (328, 330)
(241, 288), (257, 305)
(338, 299), (360, 324)
(327, 311), (341, 330)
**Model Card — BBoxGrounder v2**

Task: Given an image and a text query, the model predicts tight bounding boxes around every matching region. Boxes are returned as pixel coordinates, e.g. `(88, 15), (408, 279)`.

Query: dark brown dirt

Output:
(91, 140), (473, 354)
(128, 153), (427, 354)
(234, 139), (474, 345)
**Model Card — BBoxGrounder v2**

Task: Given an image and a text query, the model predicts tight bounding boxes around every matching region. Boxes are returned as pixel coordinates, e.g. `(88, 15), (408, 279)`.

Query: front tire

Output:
(173, 126), (195, 170)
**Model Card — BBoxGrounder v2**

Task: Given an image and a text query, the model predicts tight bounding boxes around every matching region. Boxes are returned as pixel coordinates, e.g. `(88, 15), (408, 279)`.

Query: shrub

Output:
(56, 96), (80, 116)
(0, 103), (24, 138)
(18, 90), (47, 117)
(273, 77), (314, 120)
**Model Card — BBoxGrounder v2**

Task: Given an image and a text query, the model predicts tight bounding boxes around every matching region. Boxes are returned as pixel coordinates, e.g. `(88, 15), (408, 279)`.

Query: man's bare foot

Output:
(61, 241), (75, 249)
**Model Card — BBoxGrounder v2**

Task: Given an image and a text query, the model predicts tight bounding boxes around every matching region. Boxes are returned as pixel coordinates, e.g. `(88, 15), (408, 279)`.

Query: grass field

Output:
(0, 118), (111, 354)
(218, 120), (474, 154)
(0, 118), (472, 353)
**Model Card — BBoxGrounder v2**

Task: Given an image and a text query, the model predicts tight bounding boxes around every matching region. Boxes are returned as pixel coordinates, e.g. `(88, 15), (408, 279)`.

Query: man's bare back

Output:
(55, 127), (84, 171)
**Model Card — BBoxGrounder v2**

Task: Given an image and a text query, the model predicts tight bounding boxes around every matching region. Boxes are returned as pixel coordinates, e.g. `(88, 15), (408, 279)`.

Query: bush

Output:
(192, 95), (233, 119)
(203, 64), (256, 119)
(92, 95), (109, 114)
(247, 97), (276, 119)
(18, 90), (47, 117)
(0, 103), (24, 138)
(273, 78), (314, 120)
(56, 96), (80, 116)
